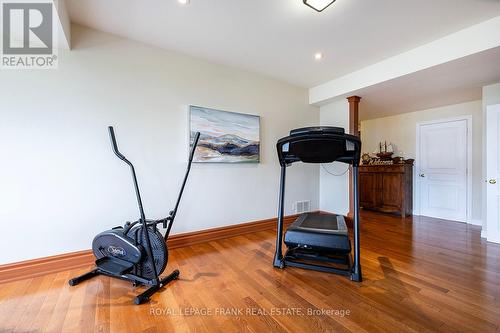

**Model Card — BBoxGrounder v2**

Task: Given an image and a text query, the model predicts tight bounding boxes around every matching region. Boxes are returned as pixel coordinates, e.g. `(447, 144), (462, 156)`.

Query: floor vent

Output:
(295, 200), (311, 214)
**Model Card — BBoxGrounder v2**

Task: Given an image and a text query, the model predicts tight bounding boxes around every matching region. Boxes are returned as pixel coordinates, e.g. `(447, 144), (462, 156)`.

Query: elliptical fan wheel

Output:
(126, 226), (168, 280)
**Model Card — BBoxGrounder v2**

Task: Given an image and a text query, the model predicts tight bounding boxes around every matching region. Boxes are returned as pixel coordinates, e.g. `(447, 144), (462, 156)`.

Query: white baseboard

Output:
(481, 229), (487, 239)
(468, 219), (483, 226)
(487, 236), (500, 244)
(484, 227), (500, 243)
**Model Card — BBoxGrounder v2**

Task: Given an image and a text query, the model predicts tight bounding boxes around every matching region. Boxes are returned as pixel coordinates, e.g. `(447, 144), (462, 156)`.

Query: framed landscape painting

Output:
(189, 106), (260, 163)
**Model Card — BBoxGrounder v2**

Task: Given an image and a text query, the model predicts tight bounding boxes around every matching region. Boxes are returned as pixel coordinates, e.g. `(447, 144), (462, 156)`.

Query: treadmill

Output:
(273, 126), (362, 282)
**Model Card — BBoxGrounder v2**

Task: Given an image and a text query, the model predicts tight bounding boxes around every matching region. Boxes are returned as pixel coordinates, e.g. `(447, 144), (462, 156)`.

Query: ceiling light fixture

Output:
(303, 0), (336, 12)
(314, 52), (323, 60)
(178, 0), (190, 5)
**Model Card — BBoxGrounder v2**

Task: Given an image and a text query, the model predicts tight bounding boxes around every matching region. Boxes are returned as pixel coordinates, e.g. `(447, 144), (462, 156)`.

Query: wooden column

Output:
(347, 96), (361, 221)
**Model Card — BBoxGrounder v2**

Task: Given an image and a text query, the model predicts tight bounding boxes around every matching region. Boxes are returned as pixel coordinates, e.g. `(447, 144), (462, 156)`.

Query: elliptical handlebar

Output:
(164, 131), (201, 239)
(107, 126), (147, 223)
(108, 126), (127, 162)
(189, 132), (201, 162)
(107, 126), (200, 242)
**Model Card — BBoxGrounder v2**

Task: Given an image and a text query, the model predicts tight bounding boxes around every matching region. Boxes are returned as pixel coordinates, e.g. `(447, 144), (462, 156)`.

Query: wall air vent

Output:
(294, 200), (311, 214)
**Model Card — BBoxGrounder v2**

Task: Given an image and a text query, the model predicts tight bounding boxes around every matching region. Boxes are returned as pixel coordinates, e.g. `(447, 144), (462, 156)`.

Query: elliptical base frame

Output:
(69, 267), (180, 305)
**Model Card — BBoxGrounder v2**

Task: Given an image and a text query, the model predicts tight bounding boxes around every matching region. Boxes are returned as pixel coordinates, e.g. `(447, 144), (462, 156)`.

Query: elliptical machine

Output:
(69, 126), (200, 305)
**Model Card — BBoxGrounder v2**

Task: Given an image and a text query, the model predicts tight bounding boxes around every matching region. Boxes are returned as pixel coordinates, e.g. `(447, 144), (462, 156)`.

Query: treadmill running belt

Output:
(291, 213), (348, 234)
(284, 212), (351, 253)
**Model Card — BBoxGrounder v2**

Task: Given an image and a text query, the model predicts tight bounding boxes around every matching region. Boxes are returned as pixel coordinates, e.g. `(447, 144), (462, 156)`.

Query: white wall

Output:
(319, 99), (350, 214)
(0, 25), (320, 264)
(482, 83), (500, 237)
(361, 100), (483, 222)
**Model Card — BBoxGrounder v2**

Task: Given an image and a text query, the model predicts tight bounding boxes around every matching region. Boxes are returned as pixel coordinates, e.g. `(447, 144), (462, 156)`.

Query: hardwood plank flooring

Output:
(1, 211), (500, 333)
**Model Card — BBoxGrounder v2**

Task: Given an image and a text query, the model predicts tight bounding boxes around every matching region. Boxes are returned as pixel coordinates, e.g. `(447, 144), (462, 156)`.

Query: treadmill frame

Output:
(273, 128), (362, 282)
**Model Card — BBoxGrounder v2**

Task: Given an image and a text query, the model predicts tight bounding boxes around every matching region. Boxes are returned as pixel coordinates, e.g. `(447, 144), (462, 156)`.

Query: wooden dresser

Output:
(359, 163), (413, 217)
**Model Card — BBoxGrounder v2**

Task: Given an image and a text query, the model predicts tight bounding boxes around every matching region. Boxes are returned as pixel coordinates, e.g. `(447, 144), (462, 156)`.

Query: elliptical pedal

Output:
(95, 257), (135, 275)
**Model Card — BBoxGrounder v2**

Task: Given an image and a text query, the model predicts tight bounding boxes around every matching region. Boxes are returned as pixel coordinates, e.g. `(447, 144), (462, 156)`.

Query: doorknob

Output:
(489, 179), (497, 184)
(419, 174), (425, 177)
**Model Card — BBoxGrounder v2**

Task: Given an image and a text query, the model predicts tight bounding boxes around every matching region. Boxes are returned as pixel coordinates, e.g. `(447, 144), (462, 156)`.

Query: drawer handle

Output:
(419, 174), (425, 178)
(490, 179), (497, 185)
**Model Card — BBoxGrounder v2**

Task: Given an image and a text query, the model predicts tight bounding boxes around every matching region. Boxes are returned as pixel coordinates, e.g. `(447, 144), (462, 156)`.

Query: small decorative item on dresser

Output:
(404, 158), (415, 165)
(377, 140), (394, 160)
(376, 152), (393, 160)
(361, 153), (371, 164)
(392, 156), (403, 164)
(371, 159), (393, 165)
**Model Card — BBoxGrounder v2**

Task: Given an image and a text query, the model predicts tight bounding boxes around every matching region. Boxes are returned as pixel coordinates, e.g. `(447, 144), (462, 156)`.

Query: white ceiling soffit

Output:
(54, 0), (71, 49)
(358, 46), (500, 120)
(309, 15), (500, 105)
(67, 0), (500, 88)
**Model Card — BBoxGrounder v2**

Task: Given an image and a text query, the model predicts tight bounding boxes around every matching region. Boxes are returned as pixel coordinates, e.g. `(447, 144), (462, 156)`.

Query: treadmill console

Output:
(277, 126), (361, 166)
(290, 126), (345, 136)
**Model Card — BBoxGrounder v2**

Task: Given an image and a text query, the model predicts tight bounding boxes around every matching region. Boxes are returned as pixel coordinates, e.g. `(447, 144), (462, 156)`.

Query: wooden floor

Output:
(1, 211), (500, 333)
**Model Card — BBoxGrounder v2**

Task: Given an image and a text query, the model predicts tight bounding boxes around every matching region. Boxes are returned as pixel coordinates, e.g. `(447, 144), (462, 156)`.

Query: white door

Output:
(418, 119), (468, 222)
(486, 104), (500, 242)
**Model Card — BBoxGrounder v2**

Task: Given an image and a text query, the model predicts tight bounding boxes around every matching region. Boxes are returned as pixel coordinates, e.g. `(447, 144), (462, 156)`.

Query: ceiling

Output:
(357, 46), (500, 120)
(67, 0), (500, 88)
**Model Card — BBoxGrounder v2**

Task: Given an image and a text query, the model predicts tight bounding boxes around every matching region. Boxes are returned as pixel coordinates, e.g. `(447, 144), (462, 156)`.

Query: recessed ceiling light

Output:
(314, 52), (323, 60)
(303, 0), (336, 12)
(178, 0), (190, 5)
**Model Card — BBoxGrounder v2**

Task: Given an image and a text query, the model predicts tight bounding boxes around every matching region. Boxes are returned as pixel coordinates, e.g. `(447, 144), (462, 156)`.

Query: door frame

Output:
(415, 115), (472, 223)
(486, 104), (500, 243)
